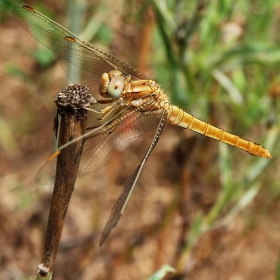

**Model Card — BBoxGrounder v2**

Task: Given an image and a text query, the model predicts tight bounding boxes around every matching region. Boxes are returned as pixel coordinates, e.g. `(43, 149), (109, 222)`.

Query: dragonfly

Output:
(13, 5), (271, 246)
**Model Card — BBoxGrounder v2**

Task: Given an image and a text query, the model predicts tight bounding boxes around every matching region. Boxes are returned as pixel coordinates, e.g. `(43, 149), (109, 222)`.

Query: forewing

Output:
(13, 6), (147, 98)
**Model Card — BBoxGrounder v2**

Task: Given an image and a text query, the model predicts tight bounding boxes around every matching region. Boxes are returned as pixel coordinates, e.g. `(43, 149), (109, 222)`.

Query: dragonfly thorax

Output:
(99, 70), (125, 99)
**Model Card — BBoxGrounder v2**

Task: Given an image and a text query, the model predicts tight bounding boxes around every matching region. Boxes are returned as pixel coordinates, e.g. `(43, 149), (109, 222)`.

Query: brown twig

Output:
(36, 85), (93, 279)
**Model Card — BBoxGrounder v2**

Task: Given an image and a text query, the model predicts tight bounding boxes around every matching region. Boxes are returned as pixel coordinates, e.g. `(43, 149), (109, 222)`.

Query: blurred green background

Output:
(0, 0), (280, 279)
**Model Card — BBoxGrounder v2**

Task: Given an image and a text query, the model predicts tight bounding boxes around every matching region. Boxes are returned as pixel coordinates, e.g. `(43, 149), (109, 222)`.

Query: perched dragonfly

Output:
(13, 5), (271, 246)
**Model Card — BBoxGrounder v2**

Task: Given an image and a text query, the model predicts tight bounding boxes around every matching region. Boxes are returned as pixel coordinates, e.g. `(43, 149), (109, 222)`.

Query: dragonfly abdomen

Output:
(166, 105), (271, 158)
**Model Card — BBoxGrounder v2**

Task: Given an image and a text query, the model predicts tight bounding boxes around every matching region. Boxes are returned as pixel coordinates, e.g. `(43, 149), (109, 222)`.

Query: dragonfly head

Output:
(99, 70), (125, 99)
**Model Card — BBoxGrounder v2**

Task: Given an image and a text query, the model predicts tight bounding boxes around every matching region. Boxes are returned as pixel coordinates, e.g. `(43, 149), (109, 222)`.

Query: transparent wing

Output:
(36, 101), (160, 185)
(79, 112), (159, 175)
(13, 5), (161, 186)
(99, 115), (166, 246)
(12, 6), (147, 98)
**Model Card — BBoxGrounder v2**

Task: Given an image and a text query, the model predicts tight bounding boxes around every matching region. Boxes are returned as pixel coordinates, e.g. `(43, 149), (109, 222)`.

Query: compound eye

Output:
(107, 75), (124, 99)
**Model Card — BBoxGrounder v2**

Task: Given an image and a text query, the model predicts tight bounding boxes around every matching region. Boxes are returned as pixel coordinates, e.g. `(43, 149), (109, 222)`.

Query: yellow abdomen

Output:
(166, 105), (271, 158)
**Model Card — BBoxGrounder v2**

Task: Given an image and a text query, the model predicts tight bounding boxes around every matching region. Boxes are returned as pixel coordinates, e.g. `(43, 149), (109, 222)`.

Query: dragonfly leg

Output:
(99, 105), (115, 120)
(86, 104), (115, 121)
(88, 106), (116, 121)
(85, 107), (104, 114)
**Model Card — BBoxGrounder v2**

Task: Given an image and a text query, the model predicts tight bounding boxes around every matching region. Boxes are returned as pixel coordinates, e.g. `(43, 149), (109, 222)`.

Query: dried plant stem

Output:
(36, 106), (87, 279)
